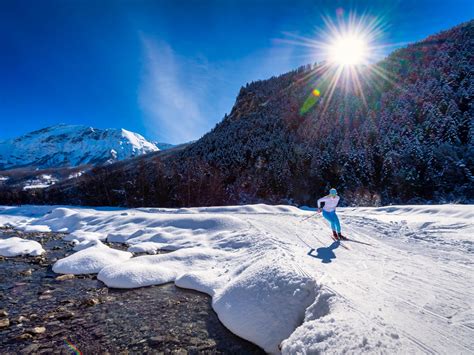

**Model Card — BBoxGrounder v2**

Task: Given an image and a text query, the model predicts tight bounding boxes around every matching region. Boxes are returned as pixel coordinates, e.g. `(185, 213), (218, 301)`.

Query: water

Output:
(0, 228), (264, 354)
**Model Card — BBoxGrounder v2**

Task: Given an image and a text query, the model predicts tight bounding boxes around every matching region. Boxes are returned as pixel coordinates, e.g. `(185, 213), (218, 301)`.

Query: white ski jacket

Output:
(317, 195), (340, 212)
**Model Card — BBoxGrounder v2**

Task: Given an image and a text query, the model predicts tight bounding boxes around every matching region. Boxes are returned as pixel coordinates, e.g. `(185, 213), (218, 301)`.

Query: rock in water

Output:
(0, 318), (10, 328)
(30, 326), (46, 334)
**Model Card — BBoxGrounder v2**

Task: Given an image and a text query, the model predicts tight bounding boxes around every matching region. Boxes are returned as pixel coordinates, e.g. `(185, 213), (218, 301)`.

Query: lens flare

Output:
(64, 339), (82, 355)
(301, 88), (322, 115)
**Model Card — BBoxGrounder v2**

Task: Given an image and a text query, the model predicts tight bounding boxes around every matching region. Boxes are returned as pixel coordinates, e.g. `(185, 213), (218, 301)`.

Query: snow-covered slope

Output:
(0, 204), (472, 353)
(0, 124), (159, 169)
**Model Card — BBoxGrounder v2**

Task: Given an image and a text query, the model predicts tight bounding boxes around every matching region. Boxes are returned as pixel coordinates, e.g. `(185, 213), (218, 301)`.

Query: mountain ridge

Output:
(0, 124), (160, 170)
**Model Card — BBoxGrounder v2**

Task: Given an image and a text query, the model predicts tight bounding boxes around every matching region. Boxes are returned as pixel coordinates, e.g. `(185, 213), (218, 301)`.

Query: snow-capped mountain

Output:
(0, 124), (159, 170)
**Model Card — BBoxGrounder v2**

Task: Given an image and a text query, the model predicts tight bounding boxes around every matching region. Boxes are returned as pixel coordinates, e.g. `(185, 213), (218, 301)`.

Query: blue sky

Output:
(1, 0), (472, 144)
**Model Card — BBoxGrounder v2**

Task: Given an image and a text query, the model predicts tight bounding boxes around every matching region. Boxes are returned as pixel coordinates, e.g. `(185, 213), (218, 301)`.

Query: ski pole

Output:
(300, 211), (320, 222)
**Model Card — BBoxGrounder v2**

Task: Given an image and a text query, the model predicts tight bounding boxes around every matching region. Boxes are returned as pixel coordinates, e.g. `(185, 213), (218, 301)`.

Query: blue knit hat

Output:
(329, 188), (337, 196)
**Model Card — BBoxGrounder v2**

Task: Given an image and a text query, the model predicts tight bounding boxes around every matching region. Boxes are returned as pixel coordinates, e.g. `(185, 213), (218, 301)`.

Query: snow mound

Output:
(0, 205), (56, 227)
(127, 242), (164, 254)
(97, 248), (229, 288)
(63, 230), (105, 242)
(72, 239), (103, 251)
(212, 259), (317, 353)
(0, 237), (45, 256)
(38, 208), (89, 232)
(18, 225), (51, 233)
(52, 241), (132, 274)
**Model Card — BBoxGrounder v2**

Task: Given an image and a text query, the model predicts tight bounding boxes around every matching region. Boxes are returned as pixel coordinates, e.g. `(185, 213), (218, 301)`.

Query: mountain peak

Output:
(0, 125), (160, 170)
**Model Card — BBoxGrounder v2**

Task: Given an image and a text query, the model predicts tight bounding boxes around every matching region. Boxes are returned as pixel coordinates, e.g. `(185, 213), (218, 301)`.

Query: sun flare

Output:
(278, 11), (392, 113)
(328, 34), (369, 66)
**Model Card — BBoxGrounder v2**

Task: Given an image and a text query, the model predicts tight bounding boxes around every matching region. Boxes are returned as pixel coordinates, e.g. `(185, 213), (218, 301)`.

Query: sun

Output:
(278, 12), (385, 69)
(320, 12), (384, 69)
(328, 34), (369, 66)
(277, 11), (391, 112)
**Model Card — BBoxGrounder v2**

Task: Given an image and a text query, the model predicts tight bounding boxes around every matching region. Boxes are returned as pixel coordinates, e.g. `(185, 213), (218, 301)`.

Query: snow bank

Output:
(0, 205), (55, 227)
(212, 259), (317, 353)
(135, 203), (301, 215)
(52, 241), (132, 274)
(23, 183), (52, 190)
(98, 248), (229, 288)
(18, 225), (51, 233)
(342, 204), (474, 223)
(0, 237), (45, 256)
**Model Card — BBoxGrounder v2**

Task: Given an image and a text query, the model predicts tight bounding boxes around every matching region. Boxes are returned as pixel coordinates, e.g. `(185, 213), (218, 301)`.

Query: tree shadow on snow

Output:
(308, 241), (340, 264)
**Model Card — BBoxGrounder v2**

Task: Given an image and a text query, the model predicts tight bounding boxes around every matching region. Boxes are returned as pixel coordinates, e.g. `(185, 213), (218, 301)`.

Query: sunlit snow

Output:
(0, 204), (472, 353)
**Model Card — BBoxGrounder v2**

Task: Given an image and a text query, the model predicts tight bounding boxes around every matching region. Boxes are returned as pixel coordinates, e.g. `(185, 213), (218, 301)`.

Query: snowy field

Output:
(0, 204), (472, 353)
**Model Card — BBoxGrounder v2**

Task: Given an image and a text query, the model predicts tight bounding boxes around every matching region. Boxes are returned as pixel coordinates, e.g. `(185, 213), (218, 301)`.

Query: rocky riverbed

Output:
(0, 228), (264, 354)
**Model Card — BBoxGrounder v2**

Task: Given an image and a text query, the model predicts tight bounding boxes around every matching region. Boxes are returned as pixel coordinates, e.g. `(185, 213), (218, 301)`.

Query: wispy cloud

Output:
(138, 33), (300, 144)
(138, 35), (210, 144)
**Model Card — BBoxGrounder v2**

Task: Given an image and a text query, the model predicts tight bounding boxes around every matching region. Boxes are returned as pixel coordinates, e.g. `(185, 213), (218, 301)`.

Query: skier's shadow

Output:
(308, 241), (340, 264)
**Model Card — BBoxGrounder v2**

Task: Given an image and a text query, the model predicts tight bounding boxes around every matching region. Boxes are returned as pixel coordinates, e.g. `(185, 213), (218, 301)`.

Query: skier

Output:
(317, 188), (345, 240)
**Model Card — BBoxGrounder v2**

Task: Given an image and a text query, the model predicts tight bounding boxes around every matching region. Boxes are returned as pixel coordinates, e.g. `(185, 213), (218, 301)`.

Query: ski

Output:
(339, 237), (372, 246)
(330, 235), (350, 250)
